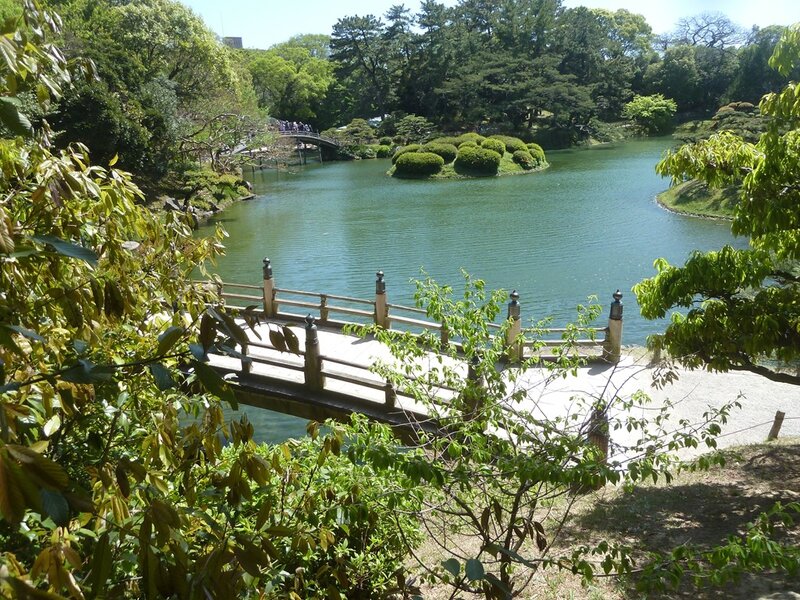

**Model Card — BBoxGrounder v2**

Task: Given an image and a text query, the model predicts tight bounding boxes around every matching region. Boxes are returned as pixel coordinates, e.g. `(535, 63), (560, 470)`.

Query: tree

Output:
(395, 114), (434, 144)
(623, 93), (677, 134)
(634, 24), (800, 386)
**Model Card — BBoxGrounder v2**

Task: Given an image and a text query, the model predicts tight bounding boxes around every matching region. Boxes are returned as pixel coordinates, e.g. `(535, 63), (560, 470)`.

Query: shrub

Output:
(379, 136), (393, 146)
(513, 150), (536, 170)
(454, 145), (501, 174)
(427, 136), (457, 146)
(458, 140), (479, 148)
(526, 143), (546, 163)
(622, 93), (677, 134)
(481, 137), (506, 155)
(490, 134), (527, 153)
(355, 145), (377, 159)
(376, 145), (393, 158)
(394, 151), (445, 175)
(391, 143), (421, 163)
(421, 142), (458, 163)
(455, 132), (485, 145)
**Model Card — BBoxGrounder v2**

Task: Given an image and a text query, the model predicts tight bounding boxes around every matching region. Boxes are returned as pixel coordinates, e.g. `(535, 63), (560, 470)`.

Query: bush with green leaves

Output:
(458, 140), (479, 148)
(480, 137), (506, 155)
(376, 144), (393, 158)
(623, 93), (677, 134)
(391, 143), (421, 163)
(394, 151), (445, 175)
(379, 136), (393, 146)
(455, 132), (485, 145)
(454, 145), (501, 175)
(204, 420), (424, 598)
(490, 134), (527, 153)
(527, 142), (544, 155)
(430, 136), (460, 146)
(421, 141), (458, 163)
(512, 150), (537, 170)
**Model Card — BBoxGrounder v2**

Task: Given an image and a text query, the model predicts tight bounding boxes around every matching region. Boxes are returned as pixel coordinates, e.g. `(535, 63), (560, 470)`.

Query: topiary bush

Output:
(421, 142), (458, 163)
(458, 140), (479, 149)
(455, 132), (485, 145)
(430, 136), (460, 146)
(513, 150), (536, 170)
(379, 136), (393, 146)
(481, 138), (506, 155)
(376, 145), (393, 158)
(391, 144), (421, 163)
(526, 143), (546, 164)
(490, 135), (527, 153)
(394, 151), (445, 176)
(454, 145), (501, 175)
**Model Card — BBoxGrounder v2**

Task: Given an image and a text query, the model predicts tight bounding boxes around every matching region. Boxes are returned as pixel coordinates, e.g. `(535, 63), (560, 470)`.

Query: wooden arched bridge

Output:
(203, 259), (625, 438)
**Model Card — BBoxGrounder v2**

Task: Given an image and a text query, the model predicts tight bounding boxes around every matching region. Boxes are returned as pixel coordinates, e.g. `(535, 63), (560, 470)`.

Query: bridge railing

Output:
(212, 258), (624, 364)
(277, 130), (340, 147)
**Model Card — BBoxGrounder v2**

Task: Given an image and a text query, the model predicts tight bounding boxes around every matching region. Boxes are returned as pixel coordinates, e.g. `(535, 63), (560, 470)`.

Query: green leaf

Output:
(0, 96), (32, 136)
(441, 558), (460, 578)
(465, 558), (485, 581)
(40, 489), (70, 525)
(193, 361), (237, 409)
(157, 326), (184, 356)
(149, 363), (175, 391)
(29, 234), (98, 266)
(87, 532), (113, 596)
(2, 324), (44, 342)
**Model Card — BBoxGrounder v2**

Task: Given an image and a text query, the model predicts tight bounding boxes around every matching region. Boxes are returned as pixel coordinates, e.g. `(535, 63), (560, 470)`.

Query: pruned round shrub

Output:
(490, 135), (527, 153)
(376, 145), (393, 158)
(430, 136), (460, 146)
(458, 140), (478, 148)
(455, 132), (485, 145)
(513, 150), (536, 170)
(394, 151), (445, 176)
(481, 138), (506, 155)
(391, 144), (421, 164)
(421, 142), (458, 163)
(454, 145), (501, 174)
(379, 136), (393, 146)
(527, 144), (545, 163)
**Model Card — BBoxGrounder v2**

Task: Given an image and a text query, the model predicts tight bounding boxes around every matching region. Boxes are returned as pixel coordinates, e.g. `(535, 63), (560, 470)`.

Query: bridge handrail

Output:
(277, 130), (340, 147)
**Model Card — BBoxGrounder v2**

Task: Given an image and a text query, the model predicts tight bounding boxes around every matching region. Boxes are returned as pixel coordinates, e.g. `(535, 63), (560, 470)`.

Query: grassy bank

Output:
(657, 179), (739, 219)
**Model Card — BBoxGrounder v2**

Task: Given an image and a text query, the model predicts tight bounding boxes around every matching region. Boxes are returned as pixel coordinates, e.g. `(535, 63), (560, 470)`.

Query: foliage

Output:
(391, 143), (421, 164)
(456, 132), (485, 145)
(489, 134), (527, 153)
(623, 93), (677, 134)
(480, 137), (506, 155)
(526, 142), (547, 163)
(454, 145), (502, 175)
(0, 6), (418, 599)
(322, 117), (376, 149)
(458, 140), (479, 149)
(420, 141), (458, 163)
(393, 150), (445, 176)
(635, 25), (800, 386)
(512, 149), (537, 170)
(375, 144), (392, 158)
(346, 273), (741, 598)
(395, 114), (434, 145)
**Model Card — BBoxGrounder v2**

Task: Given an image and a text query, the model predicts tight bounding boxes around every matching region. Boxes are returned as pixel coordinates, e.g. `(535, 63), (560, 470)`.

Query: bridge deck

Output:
(207, 318), (800, 454)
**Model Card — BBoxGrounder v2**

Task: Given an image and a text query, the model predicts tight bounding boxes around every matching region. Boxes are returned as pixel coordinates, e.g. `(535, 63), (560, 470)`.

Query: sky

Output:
(181, 0), (800, 50)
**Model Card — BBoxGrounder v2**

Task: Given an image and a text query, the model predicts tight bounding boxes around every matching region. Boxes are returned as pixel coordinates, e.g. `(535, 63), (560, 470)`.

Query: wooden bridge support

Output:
(304, 315), (325, 391)
(263, 258), (275, 317)
(602, 290), (623, 364)
(375, 271), (389, 328)
(506, 290), (522, 362)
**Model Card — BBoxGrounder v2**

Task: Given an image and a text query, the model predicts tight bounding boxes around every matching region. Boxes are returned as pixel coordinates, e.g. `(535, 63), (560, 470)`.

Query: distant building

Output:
(223, 37), (243, 49)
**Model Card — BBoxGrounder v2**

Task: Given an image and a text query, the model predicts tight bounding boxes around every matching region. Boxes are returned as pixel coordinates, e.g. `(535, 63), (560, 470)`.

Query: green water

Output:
(199, 137), (743, 441)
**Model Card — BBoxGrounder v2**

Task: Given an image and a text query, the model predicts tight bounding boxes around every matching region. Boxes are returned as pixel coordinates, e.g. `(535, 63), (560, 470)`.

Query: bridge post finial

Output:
(374, 271), (389, 328)
(603, 290), (624, 364)
(304, 315), (325, 391)
(262, 258), (275, 317)
(505, 290), (523, 363)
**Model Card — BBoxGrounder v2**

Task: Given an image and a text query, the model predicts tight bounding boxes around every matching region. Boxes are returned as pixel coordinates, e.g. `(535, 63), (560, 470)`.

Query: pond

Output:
(199, 138), (743, 441)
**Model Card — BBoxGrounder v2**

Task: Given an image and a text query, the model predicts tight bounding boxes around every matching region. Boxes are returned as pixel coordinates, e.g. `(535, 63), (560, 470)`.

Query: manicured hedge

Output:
(456, 132), (485, 145)
(454, 145), (501, 174)
(430, 136), (460, 146)
(391, 144), (421, 164)
(379, 136), (393, 146)
(490, 135), (527, 153)
(481, 138), (506, 155)
(376, 145), (393, 158)
(394, 151), (445, 175)
(458, 140), (479, 148)
(421, 142), (458, 163)
(513, 150), (536, 170)
(526, 143), (546, 163)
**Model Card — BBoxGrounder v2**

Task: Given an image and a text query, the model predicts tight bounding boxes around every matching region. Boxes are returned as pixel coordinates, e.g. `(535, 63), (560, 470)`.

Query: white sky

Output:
(180, 0), (800, 50)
